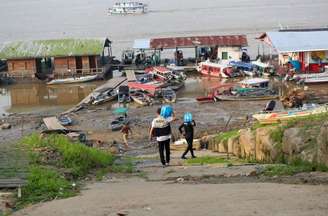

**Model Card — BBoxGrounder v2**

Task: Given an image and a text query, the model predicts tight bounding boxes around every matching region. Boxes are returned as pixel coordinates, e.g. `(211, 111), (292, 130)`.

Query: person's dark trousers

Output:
(158, 139), (171, 165)
(182, 137), (195, 157)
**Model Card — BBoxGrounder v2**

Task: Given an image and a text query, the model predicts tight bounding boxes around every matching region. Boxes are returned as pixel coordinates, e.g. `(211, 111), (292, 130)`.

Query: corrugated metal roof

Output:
(150, 35), (247, 49)
(0, 38), (107, 60)
(133, 39), (150, 49)
(260, 31), (328, 53)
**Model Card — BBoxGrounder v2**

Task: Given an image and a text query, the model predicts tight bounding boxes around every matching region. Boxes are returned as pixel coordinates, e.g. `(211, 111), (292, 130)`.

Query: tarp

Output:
(113, 107), (128, 115)
(229, 61), (254, 71)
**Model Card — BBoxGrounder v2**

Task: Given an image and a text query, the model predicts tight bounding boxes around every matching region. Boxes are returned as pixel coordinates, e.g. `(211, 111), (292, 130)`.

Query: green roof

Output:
(0, 38), (107, 59)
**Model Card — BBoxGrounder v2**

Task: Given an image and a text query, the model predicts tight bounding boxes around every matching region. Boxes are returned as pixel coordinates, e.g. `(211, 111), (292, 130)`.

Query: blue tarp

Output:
(229, 61), (254, 71)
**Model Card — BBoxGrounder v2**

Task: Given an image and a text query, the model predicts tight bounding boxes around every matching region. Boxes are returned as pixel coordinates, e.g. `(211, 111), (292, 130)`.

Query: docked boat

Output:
(197, 60), (234, 78)
(108, 2), (148, 15)
(47, 75), (98, 85)
(130, 91), (153, 106)
(92, 89), (117, 105)
(302, 76), (328, 84)
(196, 96), (216, 103)
(162, 88), (176, 103)
(253, 104), (327, 124)
(216, 93), (279, 101)
(229, 61), (258, 77)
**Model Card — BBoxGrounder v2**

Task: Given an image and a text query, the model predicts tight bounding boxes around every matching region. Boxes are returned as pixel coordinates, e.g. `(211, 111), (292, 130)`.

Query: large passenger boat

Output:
(108, 2), (148, 15)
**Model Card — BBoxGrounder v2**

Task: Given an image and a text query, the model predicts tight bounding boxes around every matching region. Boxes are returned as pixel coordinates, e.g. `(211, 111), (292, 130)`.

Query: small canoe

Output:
(130, 92), (153, 106)
(253, 104), (328, 124)
(216, 94), (279, 101)
(47, 75), (98, 85)
(196, 96), (216, 103)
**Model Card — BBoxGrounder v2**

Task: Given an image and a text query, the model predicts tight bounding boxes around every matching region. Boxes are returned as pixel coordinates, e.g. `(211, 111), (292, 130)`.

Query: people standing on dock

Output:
(179, 112), (196, 159)
(149, 106), (175, 167)
(121, 122), (132, 150)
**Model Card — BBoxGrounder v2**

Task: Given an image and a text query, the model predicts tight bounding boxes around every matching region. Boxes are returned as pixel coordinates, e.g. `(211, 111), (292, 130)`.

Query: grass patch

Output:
(185, 156), (241, 166)
(16, 166), (76, 208)
(22, 133), (115, 178)
(263, 159), (328, 177)
(215, 130), (240, 143)
(17, 133), (121, 208)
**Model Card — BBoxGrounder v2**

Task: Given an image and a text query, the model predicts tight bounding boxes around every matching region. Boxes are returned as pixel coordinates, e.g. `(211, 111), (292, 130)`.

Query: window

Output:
(222, 52), (228, 60)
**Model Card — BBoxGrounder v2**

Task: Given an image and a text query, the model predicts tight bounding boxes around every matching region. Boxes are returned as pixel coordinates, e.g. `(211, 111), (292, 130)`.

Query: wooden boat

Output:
(216, 94), (279, 101)
(197, 60), (234, 78)
(130, 91), (153, 106)
(47, 75), (98, 85)
(302, 76), (328, 84)
(253, 104), (328, 124)
(92, 89), (117, 105)
(162, 88), (176, 103)
(196, 96), (216, 103)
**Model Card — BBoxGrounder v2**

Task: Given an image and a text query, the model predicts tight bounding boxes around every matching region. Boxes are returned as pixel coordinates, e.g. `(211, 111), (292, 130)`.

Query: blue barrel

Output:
(183, 112), (193, 123)
(160, 105), (173, 119)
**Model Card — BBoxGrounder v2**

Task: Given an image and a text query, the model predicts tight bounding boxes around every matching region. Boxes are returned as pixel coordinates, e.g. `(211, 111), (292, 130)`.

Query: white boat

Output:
(197, 60), (234, 78)
(47, 75), (98, 85)
(108, 2), (147, 15)
(302, 76), (328, 84)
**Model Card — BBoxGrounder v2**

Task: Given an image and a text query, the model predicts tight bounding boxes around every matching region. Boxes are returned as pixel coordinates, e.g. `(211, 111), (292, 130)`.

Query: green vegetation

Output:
(185, 156), (242, 166)
(17, 133), (133, 208)
(215, 130), (239, 143)
(0, 38), (105, 59)
(263, 158), (328, 177)
(22, 134), (115, 178)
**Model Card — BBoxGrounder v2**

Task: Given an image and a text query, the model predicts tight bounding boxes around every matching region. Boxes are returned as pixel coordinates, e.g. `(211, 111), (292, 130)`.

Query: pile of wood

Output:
(281, 89), (306, 108)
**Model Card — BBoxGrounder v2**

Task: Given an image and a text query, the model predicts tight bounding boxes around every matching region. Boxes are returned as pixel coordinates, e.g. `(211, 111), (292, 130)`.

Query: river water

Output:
(1, 0), (328, 114)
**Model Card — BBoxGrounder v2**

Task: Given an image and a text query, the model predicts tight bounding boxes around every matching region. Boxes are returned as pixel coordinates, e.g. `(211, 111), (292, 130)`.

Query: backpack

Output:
(184, 112), (193, 123)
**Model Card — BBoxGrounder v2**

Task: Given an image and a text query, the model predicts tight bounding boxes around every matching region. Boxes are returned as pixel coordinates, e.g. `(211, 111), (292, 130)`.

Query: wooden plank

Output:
(0, 179), (27, 188)
(43, 117), (67, 130)
(125, 70), (137, 82)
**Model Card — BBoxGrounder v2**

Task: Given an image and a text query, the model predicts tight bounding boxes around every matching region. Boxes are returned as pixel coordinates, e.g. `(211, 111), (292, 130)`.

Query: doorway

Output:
(75, 56), (82, 74)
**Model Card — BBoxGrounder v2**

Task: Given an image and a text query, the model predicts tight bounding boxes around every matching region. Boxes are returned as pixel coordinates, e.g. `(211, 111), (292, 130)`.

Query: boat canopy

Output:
(128, 82), (162, 95)
(229, 61), (254, 71)
(113, 107), (128, 115)
(251, 60), (270, 68)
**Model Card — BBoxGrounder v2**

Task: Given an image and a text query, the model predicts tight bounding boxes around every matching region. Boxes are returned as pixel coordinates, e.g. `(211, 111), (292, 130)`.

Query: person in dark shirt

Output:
(121, 123), (132, 150)
(179, 117), (196, 159)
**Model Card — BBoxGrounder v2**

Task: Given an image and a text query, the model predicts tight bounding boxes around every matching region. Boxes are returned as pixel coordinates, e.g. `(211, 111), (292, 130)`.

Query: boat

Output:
(161, 88), (176, 103)
(58, 116), (73, 126)
(47, 75), (98, 85)
(196, 96), (216, 103)
(118, 85), (131, 103)
(253, 104), (328, 124)
(92, 89), (117, 105)
(251, 59), (275, 76)
(229, 61), (258, 77)
(216, 94), (279, 101)
(293, 66), (328, 80)
(130, 91), (153, 106)
(197, 60), (234, 78)
(108, 2), (148, 15)
(302, 76), (328, 84)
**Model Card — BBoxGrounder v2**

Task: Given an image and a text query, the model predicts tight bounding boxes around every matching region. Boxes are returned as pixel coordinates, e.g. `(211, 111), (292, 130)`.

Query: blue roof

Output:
(133, 39), (150, 49)
(265, 31), (328, 53)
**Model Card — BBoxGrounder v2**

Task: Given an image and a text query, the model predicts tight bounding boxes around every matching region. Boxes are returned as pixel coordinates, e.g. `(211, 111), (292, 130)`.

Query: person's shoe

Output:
(181, 156), (187, 160)
(162, 164), (166, 168)
(192, 156), (197, 159)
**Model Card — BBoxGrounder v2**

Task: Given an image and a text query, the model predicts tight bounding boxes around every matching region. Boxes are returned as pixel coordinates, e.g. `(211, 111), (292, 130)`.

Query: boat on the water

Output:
(253, 104), (328, 124)
(216, 94), (279, 101)
(196, 96), (216, 103)
(197, 60), (234, 78)
(108, 2), (147, 15)
(47, 75), (98, 85)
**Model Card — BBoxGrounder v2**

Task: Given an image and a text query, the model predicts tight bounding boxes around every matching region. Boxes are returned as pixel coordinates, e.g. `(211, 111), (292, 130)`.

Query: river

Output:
(1, 0), (328, 114)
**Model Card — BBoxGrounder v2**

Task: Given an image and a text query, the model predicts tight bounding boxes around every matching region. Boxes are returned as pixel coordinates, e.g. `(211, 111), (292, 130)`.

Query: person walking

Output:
(121, 122), (132, 150)
(149, 106), (174, 167)
(179, 112), (196, 159)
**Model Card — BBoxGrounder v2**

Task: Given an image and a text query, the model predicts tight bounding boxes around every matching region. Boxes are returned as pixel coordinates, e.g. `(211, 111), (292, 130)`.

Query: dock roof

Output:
(150, 35), (247, 49)
(257, 31), (328, 53)
(0, 38), (110, 60)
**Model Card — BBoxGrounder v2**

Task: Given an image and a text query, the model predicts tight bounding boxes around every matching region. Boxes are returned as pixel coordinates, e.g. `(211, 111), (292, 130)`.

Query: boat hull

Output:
(47, 75), (98, 85)
(216, 94), (279, 101)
